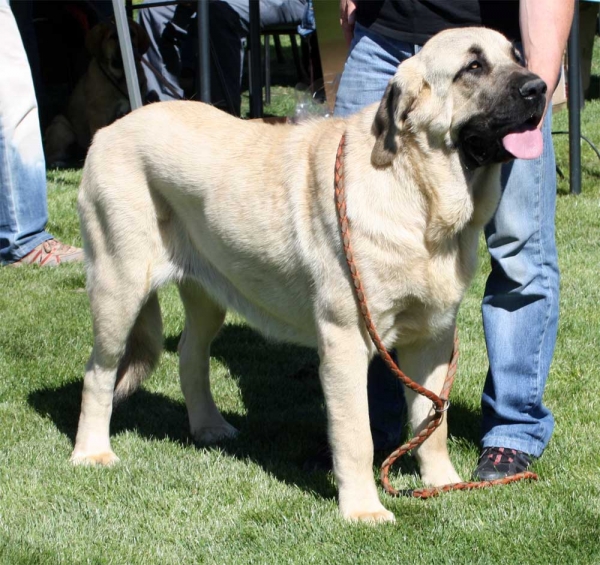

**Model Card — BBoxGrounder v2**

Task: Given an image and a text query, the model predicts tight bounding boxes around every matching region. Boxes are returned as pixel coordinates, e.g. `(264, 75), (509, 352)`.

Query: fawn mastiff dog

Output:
(72, 28), (547, 522)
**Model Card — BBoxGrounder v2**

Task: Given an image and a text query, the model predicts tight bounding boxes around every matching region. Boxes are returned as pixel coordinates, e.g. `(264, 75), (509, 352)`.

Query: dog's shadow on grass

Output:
(28, 324), (481, 499)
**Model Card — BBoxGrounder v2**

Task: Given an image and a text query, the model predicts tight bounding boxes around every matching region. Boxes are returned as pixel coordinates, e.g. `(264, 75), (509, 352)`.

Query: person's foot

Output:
(9, 239), (84, 267)
(472, 446), (534, 481)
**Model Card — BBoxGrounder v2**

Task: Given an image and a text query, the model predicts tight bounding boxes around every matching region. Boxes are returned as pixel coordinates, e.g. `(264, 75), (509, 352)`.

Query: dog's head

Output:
(85, 19), (150, 86)
(371, 27), (546, 170)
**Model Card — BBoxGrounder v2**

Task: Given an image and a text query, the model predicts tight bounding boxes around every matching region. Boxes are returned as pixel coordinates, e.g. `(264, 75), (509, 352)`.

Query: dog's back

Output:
(79, 102), (352, 353)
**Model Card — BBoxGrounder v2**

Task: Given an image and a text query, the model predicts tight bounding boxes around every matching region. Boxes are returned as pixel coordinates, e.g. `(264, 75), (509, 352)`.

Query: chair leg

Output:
(111, 0), (142, 109)
(247, 49), (253, 106)
(289, 34), (304, 83)
(259, 30), (310, 107)
(273, 34), (285, 63)
(304, 31), (323, 88)
(265, 34), (271, 106)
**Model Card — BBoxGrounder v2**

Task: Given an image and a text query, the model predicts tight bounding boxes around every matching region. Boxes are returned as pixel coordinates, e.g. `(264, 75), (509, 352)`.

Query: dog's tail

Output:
(114, 292), (163, 403)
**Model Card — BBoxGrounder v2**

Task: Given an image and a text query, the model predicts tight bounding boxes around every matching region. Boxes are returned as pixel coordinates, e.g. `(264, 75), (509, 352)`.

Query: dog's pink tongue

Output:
(502, 126), (543, 160)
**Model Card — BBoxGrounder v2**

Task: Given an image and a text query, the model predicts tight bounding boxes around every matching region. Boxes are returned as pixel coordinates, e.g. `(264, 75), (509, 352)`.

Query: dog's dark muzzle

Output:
(459, 71), (547, 169)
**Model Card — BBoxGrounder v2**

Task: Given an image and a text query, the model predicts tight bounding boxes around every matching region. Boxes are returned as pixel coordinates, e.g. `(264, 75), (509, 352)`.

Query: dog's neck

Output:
(390, 132), (495, 246)
(342, 109), (502, 253)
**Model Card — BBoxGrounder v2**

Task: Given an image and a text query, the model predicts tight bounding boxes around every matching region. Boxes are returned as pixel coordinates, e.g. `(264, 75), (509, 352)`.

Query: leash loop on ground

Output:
(333, 132), (538, 499)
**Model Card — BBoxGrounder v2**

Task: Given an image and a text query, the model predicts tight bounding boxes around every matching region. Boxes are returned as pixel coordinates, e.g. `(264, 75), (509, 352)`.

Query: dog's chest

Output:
(367, 230), (478, 344)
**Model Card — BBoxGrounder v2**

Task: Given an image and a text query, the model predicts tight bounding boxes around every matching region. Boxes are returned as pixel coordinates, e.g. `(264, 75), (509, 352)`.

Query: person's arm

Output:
(520, 0), (575, 116)
(340, 0), (357, 46)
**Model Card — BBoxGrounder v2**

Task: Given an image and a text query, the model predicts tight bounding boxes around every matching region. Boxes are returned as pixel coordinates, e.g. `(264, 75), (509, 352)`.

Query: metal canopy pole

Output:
(111, 0), (143, 110)
(249, 0), (263, 118)
(567, 1), (581, 195)
(197, 0), (211, 102)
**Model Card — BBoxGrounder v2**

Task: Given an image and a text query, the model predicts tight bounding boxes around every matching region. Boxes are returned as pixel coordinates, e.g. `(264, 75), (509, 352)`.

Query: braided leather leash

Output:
(333, 133), (538, 498)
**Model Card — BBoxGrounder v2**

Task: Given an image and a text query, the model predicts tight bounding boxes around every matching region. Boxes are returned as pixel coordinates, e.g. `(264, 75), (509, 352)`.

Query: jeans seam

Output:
(528, 120), (555, 447)
(0, 129), (21, 243)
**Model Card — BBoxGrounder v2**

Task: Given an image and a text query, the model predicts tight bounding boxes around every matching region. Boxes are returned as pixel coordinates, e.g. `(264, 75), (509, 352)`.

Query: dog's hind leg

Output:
(71, 269), (162, 466)
(178, 280), (237, 444)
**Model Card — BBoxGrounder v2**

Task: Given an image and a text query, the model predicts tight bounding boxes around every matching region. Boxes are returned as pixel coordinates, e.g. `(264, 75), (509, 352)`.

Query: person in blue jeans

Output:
(0, 0), (83, 267)
(334, 0), (573, 480)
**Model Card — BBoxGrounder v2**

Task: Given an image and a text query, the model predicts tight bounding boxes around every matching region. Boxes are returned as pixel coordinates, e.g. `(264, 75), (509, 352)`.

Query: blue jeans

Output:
(0, 0), (52, 265)
(335, 24), (558, 457)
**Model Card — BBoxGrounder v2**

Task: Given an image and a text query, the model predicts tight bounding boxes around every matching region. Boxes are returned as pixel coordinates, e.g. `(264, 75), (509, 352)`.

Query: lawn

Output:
(1, 38), (600, 565)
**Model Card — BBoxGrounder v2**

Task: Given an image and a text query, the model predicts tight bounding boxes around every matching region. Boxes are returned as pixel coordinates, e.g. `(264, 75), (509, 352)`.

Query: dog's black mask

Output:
(459, 71), (546, 170)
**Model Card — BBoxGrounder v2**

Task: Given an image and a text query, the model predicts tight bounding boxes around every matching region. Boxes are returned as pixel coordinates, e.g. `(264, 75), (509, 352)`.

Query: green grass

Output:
(2, 41), (600, 565)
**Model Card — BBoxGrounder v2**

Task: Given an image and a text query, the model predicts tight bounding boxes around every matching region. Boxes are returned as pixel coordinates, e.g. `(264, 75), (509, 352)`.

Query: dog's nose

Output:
(519, 78), (547, 100)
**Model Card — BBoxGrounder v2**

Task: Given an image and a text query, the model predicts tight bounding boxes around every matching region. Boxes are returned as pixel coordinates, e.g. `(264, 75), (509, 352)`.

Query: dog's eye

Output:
(512, 48), (525, 66)
(454, 57), (486, 82)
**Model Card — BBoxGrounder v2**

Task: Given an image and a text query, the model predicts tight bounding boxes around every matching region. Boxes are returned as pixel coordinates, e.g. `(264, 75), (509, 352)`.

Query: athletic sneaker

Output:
(9, 239), (84, 267)
(472, 446), (534, 481)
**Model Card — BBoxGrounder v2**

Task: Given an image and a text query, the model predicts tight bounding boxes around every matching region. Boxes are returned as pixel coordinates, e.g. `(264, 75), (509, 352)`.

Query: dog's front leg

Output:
(396, 326), (462, 486)
(318, 325), (395, 523)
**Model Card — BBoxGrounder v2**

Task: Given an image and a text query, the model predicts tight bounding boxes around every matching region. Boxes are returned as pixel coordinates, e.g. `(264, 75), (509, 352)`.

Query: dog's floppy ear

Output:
(129, 20), (151, 55)
(371, 82), (402, 168)
(85, 22), (112, 61)
(371, 57), (425, 167)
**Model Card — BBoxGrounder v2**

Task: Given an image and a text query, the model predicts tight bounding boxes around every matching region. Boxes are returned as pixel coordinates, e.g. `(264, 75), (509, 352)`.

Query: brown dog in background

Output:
(44, 19), (149, 168)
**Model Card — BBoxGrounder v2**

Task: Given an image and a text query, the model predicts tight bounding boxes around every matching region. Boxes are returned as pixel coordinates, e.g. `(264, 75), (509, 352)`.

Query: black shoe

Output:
(472, 446), (534, 481)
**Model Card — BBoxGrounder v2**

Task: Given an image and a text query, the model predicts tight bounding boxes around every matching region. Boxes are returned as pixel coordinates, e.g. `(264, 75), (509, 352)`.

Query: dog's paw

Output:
(192, 422), (238, 445)
(343, 506), (396, 524)
(70, 450), (120, 467)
